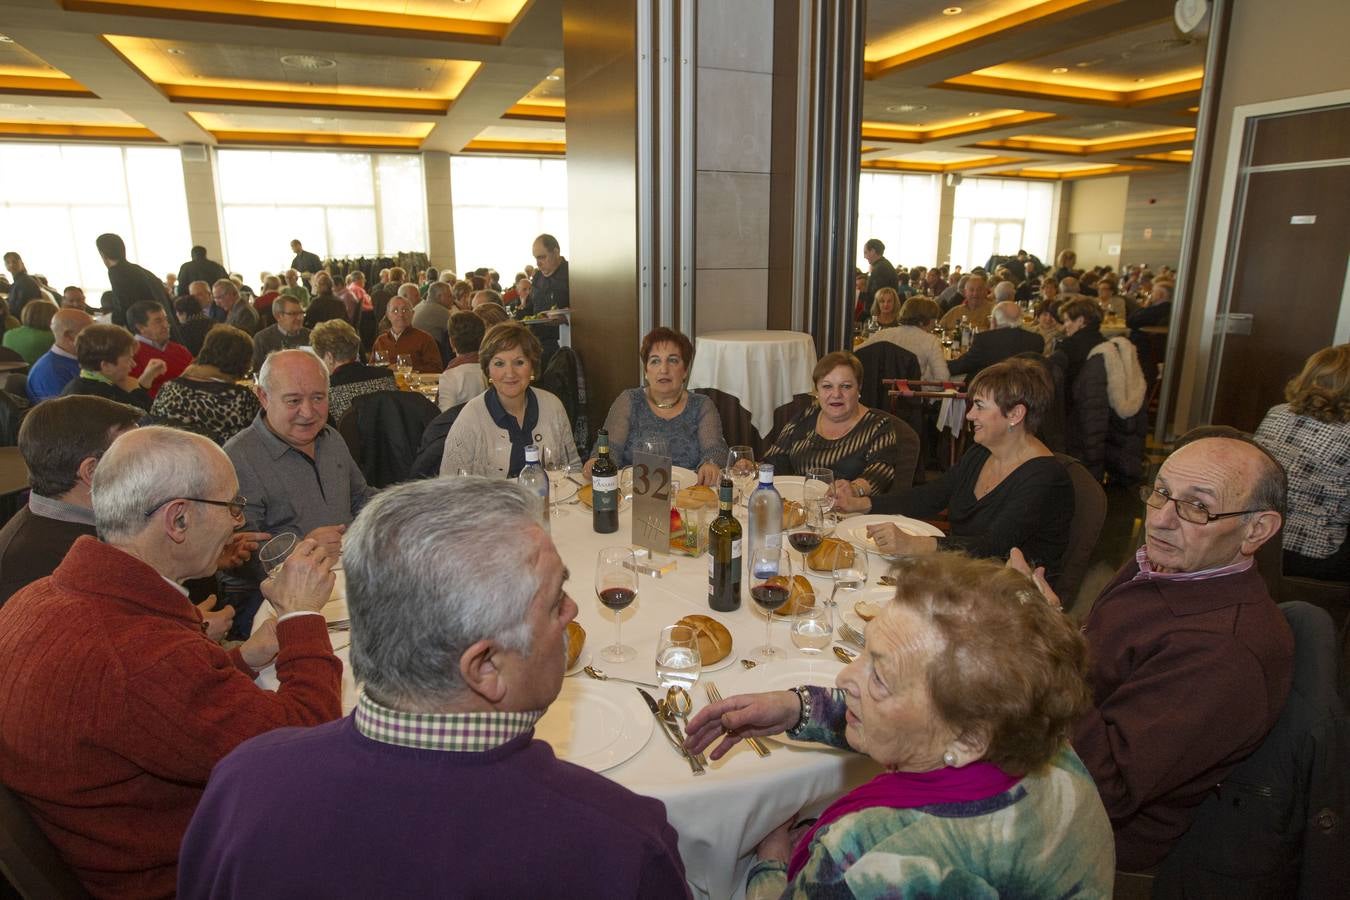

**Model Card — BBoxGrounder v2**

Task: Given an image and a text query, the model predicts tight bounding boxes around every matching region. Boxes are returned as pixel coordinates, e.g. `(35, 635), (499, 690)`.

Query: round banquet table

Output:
(687, 330), (817, 438)
(255, 484), (891, 899)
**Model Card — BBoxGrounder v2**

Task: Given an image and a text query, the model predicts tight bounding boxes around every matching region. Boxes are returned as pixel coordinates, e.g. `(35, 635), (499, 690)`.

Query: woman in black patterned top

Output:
(150, 324), (260, 445)
(763, 351), (898, 496)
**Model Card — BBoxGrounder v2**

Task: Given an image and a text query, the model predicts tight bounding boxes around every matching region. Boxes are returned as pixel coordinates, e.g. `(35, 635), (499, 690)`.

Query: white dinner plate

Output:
(751, 661), (849, 750)
(702, 647), (739, 673)
(835, 514), (945, 558)
(839, 586), (892, 639)
(550, 476), (580, 505)
(535, 678), (654, 772)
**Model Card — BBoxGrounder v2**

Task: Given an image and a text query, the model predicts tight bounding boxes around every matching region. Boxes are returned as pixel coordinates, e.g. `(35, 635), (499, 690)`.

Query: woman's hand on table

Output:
(239, 617), (278, 669)
(260, 538), (336, 616)
(1006, 548), (1062, 611)
(865, 524), (936, 557)
(216, 531), (269, 571)
(696, 462), (721, 486)
(135, 358), (167, 389)
(684, 690), (801, 760)
(830, 479), (871, 514)
(195, 596), (235, 641)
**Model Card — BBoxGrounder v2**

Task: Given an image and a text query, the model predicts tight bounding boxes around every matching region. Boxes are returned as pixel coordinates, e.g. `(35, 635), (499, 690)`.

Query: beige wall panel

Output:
(695, 171), (771, 270)
(694, 268), (768, 333)
(697, 0), (775, 73)
(696, 68), (773, 174)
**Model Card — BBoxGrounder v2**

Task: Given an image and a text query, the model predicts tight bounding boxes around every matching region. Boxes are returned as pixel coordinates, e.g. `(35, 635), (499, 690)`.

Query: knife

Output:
(637, 688), (705, 775)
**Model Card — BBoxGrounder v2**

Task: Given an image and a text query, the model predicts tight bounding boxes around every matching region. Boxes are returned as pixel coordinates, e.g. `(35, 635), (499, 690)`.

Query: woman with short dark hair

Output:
(687, 552), (1113, 897)
(60, 324), (159, 411)
(149, 325), (261, 445)
(834, 357), (1074, 586)
(1054, 297), (1105, 388)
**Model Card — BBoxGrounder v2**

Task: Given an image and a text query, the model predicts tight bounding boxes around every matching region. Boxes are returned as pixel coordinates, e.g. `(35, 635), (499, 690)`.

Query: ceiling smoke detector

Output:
(280, 54), (338, 70)
(166, 48), (185, 55)
(942, 7), (963, 15)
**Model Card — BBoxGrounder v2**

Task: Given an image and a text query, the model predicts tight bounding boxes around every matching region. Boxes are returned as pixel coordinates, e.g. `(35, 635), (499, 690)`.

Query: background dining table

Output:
(254, 475), (899, 899)
(687, 331), (817, 438)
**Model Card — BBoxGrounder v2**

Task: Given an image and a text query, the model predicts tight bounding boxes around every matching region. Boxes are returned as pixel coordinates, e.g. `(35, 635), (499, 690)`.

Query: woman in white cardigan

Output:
(439, 321), (579, 478)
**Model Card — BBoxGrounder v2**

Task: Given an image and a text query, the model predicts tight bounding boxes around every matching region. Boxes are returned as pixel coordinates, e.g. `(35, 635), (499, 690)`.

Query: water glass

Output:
(371, 350), (389, 367)
(654, 625), (702, 691)
(542, 445), (568, 502)
(259, 532), (298, 575)
(829, 544), (868, 608)
(791, 604), (834, 654)
(595, 547), (638, 663)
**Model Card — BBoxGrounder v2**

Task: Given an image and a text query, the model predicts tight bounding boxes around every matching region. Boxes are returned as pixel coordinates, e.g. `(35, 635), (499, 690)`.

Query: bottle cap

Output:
(524, 445), (540, 463)
(758, 463), (774, 483)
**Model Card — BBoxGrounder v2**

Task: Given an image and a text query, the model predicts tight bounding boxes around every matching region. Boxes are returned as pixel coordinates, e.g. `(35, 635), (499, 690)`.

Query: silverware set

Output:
(582, 665), (659, 689)
(637, 688), (704, 775)
(706, 681), (770, 758)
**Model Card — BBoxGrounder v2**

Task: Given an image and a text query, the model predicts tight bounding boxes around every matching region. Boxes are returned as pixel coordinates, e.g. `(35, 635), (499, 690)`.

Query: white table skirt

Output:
(256, 494), (880, 900)
(687, 331), (818, 437)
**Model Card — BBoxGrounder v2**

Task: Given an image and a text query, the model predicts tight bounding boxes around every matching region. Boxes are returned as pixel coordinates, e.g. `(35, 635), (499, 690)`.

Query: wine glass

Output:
(542, 445), (568, 504)
(258, 532), (298, 576)
(749, 545), (793, 662)
(595, 547), (638, 663)
(804, 467), (834, 512)
(726, 446), (756, 507)
(791, 604), (834, 655)
(395, 354), (413, 380)
(829, 544), (868, 609)
(654, 624), (701, 691)
(370, 349), (389, 368)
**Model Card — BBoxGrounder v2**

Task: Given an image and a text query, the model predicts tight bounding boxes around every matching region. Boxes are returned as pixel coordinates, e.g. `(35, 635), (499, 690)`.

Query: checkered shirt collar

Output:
(354, 690), (542, 752)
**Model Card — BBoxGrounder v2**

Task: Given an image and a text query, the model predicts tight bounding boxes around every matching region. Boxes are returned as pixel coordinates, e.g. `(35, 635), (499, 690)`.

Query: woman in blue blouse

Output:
(583, 327), (727, 486)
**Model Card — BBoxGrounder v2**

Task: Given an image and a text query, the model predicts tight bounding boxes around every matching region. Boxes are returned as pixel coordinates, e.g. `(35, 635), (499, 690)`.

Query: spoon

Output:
(740, 658), (758, 670)
(583, 665), (660, 689)
(833, 645), (858, 664)
(878, 575), (897, 587)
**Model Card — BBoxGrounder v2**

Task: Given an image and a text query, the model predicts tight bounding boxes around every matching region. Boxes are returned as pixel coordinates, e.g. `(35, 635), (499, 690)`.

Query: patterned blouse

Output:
(763, 406), (896, 494)
(748, 686), (1115, 899)
(1255, 403), (1350, 559)
(590, 388), (727, 471)
(149, 378), (260, 446)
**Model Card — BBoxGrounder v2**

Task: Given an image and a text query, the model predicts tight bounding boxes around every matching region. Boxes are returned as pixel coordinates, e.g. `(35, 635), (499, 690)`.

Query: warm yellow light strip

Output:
(942, 72), (1202, 105)
(0, 74), (96, 97)
(162, 84), (450, 114)
(188, 111), (434, 138)
(865, 0), (1107, 74)
(1134, 149), (1194, 163)
(0, 122), (160, 140)
(210, 129), (423, 148)
(463, 139), (565, 156)
(0, 65), (71, 80)
(975, 127), (1194, 155)
(65, 0), (509, 43)
(986, 163), (1151, 179)
(975, 64), (1205, 95)
(503, 103), (566, 122)
(862, 155), (1026, 173)
(860, 110), (1058, 144)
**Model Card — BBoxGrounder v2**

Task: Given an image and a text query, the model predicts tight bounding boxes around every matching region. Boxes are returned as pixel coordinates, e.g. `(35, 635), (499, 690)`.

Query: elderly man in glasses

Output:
(0, 426), (342, 898)
(1014, 431), (1293, 872)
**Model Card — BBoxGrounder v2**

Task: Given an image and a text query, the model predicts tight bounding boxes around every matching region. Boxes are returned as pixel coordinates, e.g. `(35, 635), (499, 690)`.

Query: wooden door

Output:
(1210, 163), (1350, 432)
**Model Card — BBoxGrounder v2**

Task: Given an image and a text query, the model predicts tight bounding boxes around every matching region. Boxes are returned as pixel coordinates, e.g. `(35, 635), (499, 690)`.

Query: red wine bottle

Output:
(591, 429), (619, 534)
(707, 477), (742, 612)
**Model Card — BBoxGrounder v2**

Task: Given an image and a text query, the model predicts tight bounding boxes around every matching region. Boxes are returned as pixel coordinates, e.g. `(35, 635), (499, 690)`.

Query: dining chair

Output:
(1053, 452), (1107, 610)
(0, 780), (88, 899)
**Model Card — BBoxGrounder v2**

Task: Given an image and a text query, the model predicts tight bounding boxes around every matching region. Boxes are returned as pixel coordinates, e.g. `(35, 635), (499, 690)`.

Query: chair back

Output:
(762, 394), (813, 453)
(410, 401), (467, 479)
(1153, 601), (1350, 899)
(0, 347), (25, 365)
(694, 388), (758, 453)
(2, 374), (26, 400)
(1053, 452), (1107, 610)
(876, 410), (921, 494)
(0, 781), (89, 898)
(855, 341), (920, 410)
(536, 346), (589, 453)
(337, 390), (439, 488)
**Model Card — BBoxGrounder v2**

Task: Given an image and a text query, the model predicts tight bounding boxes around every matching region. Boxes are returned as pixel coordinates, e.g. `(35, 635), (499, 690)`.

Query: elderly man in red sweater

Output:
(0, 426), (343, 899)
(127, 299), (193, 397)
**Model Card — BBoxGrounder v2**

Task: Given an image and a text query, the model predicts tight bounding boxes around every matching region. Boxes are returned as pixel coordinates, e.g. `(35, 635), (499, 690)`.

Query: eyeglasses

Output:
(1138, 485), (1263, 525)
(144, 495), (247, 518)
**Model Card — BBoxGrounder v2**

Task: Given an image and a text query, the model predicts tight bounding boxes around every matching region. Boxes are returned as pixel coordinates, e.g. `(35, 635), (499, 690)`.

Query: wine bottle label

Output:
(592, 475), (619, 491)
(731, 538), (741, 558)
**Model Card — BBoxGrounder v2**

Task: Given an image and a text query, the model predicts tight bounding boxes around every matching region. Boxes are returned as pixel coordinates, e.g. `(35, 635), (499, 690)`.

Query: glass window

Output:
(949, 177), (1055, 268)
(856, 172), (941, 271)
(216, 149), (427, 286)
(0, 142), (188, 295)
(449, 156), (569, 277)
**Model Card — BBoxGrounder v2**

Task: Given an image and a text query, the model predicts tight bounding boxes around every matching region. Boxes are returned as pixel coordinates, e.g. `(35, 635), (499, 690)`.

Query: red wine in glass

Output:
(598, 586), (636, 611)
(788, 531), (822, 553)
(750, 581), (790, 613)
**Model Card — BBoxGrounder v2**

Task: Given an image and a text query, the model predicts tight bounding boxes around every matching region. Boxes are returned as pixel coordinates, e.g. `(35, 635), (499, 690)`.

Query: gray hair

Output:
(992, 301), (1022, 327)
(427, 280), (452, 306)
(92, 426), (223, 543)
(397, 283), (420, 303)
(345, 478), (545, 707)
(992, 281), (1016, 303)
(257, 348), (328, 395)
(1059, 276), (1080, 295)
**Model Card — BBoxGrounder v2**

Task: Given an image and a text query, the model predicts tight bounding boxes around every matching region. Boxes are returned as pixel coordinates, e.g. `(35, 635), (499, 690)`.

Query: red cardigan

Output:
(131, 339), (194, 398)
(0, 537), (342, 899)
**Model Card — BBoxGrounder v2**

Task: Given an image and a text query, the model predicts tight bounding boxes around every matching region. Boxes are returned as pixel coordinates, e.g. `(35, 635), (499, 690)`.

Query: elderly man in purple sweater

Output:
(1014, 431), (1294, 872)
(179, 478), (689, 898)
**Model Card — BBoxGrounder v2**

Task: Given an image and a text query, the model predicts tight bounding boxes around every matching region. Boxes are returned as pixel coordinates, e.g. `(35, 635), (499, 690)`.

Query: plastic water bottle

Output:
(517, 444), (550, 533)
(744, 464), (782, 577)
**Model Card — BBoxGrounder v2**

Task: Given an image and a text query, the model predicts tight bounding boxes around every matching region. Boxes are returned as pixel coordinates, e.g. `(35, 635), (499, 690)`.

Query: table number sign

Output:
(631, 449), (672, 554)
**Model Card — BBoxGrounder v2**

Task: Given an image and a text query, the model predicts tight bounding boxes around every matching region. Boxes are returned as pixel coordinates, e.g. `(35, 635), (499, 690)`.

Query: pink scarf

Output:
(786, 762), (1019, 880)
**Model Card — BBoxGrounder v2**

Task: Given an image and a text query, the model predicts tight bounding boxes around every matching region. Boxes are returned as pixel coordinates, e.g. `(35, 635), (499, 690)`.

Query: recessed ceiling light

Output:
(545, 74), (561, 81)
(886, 103), (927, 113)
(280, 54), (337, 70)
(0, 35), (13, 43)
(309, 117), (332, 124)
(1051, 67), (1069, 74)
(966, 111), (982, 117)
(166, 48), (185, 55)
(942, 7), (963, 14)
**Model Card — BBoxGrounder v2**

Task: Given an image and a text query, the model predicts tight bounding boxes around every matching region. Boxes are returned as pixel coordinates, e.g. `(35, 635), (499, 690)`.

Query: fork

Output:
(705, 681), (770, 758)
(837, 620), (865, 647)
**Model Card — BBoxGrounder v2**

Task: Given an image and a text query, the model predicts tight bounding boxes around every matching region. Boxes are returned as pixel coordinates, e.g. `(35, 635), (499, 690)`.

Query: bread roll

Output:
(577, 484), (593, 508)
(565, 621), (586, 669)
(674, 614), (733, 664)
(676, 484), (717, 509)
(807, 537), (856, 572)
(782, 499), (806, 529)
(854, 599), (881, 622)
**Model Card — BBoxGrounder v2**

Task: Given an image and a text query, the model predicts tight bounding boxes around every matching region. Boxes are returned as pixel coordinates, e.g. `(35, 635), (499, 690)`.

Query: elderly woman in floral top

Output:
(686, 553), (1114, 898)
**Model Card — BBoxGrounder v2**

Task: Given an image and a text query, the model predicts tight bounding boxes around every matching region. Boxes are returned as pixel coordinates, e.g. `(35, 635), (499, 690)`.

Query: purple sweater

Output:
(178, 716), (689, 899)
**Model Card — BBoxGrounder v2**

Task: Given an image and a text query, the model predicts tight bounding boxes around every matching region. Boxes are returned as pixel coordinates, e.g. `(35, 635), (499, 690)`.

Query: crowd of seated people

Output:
(0, 231), (1341, 900)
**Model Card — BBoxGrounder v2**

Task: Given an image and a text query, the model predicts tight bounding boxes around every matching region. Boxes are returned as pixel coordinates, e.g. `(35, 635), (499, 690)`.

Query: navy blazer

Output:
(948, 326), (1046, 377)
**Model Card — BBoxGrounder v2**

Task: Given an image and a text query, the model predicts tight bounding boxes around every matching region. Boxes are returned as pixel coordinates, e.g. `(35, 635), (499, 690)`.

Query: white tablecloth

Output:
(687, 331), (818, 437)
(256, 495), (880, 900)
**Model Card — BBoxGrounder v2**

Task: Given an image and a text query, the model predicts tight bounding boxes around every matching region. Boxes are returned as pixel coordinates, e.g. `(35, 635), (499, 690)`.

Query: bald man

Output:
(26, 308), (94, 402)
(947, 300), (1043, 377)
(1015, 434), (1294, 871)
